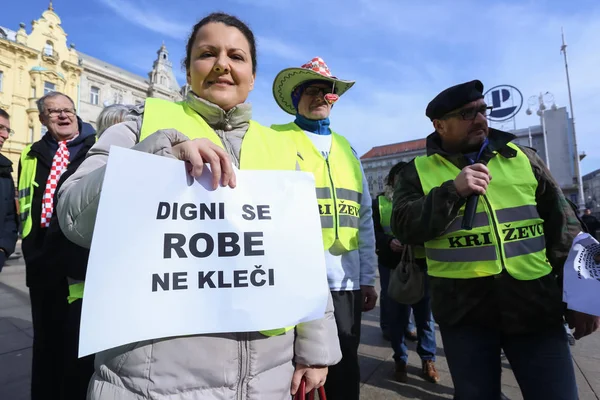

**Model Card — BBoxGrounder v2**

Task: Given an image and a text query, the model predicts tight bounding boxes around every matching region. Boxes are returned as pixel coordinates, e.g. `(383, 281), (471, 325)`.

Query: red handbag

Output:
(293, 378), (327, 400)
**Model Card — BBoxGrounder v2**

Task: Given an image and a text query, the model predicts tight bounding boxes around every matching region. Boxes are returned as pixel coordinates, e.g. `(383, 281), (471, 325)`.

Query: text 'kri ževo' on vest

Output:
(152, 201), (274, 292)
(414, 143), (552, 280)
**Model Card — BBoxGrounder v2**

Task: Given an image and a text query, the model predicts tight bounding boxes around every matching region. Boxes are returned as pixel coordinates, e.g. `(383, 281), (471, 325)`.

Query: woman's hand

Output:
(172, 138), (236, 189)
(290, 364), (328, 395)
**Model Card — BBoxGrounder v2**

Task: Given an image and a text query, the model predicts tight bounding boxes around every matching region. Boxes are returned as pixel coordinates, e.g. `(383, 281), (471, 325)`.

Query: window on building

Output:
(31, 86), (36, 98)
(90, 86), (100, 105)
(0, 71), (3, 92)
(41, 125), (48, 137)
(29, 127), (34, 142)
(113, 90), (123, 104)
(43, 41), (54, 56)
(44, 81), (55, 95)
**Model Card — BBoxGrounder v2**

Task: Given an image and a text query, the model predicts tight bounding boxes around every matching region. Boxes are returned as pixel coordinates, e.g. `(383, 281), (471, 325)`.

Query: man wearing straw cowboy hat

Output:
(271, 57), (377, 400)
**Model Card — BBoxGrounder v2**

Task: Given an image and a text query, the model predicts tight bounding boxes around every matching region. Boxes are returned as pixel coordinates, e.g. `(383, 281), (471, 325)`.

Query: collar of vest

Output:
(186, 91), (252, 131)
(425, 128), (518, 165)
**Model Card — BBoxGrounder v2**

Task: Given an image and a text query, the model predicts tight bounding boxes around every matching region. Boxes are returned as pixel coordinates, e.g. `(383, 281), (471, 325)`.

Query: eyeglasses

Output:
(46, 108), (76, 118)
(304, 86), (334, 97)
(442, 106), (493, 121)
(0, 124), (14, 136)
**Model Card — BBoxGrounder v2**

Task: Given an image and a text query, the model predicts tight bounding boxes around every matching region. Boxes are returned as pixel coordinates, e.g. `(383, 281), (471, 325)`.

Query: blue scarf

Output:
(294, 113), (331, 136)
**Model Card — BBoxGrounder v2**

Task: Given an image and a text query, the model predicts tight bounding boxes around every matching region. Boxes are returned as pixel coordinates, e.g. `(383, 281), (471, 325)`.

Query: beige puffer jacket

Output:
(57, 94), (341, 400)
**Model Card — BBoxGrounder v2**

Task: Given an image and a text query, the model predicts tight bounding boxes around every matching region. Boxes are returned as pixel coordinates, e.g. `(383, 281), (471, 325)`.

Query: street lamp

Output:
(525, 92), (556, 168)
(561, 28), (586, 211)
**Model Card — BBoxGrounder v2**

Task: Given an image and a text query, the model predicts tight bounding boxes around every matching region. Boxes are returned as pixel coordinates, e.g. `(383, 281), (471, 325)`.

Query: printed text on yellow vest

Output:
(271, 122), (363, 254)
(414, 143), (551, 280)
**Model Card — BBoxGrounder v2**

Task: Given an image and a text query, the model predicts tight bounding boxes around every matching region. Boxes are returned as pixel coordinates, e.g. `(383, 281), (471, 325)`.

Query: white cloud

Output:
(96, 0), (189, 39)
(297, 0), (600, 173)
(93, 0), (600, 174)
(256, 36), (305, 62)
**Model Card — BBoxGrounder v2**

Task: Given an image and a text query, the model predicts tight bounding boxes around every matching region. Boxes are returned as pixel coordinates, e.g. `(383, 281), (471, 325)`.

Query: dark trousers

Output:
(379, 264), (415, 334)
(62, 298), (95, 400)
(378, 264), (390, 331)
(440, 323), (578, 400)
(29, 282), (68, 400)
(323, 290), (362, 400)
(389, 277), (436, 364)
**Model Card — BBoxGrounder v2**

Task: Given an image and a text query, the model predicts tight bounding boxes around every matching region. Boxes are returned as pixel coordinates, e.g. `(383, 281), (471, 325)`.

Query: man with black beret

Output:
(391, 80), (599, 399)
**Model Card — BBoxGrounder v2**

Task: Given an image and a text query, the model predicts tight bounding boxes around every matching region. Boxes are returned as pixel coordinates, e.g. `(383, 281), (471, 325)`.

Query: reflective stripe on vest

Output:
(18, 145), (37, 238)
(414, 143), (551, 280)
(140, 98), (296, 337)
(413, 246), (426, 259)
(378, 195), (393, 235)
(271, 122), (363, 253)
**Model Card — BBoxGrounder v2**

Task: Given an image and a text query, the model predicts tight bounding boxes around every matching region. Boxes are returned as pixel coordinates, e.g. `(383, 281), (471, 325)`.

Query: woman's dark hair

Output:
(183, 12), (257, 74)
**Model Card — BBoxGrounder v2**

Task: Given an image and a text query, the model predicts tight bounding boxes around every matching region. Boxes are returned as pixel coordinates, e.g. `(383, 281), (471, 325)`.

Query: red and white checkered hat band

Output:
(300, 57), (336, 79)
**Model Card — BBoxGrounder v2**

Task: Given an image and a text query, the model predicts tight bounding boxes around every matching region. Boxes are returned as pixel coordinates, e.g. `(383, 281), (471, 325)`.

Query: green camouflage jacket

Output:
(391, 129), (582, 334)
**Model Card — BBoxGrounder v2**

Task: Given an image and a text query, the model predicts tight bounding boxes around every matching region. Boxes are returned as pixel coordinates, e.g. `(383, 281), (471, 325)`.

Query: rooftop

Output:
(0, 26), (17, 41)
(361, 138), (426, 160)
(78, 52), (149, 85)
(583, 168), (600, 181)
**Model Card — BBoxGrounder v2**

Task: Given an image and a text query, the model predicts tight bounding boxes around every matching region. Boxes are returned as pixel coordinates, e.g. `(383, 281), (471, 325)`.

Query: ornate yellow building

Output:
(0, 3), (82, 176)
(0, 2), (183, 182)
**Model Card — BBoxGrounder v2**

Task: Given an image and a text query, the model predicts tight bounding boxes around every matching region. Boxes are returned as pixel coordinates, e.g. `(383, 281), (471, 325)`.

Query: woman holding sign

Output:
(57, 12), (341, 400)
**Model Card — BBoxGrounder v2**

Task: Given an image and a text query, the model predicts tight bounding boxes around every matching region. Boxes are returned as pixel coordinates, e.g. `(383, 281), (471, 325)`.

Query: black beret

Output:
(426, 80), (484, 121)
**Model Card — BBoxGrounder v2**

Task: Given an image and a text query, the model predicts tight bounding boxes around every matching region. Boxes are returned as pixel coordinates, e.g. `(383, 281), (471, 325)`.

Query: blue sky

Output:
(3, 0), (600, 173)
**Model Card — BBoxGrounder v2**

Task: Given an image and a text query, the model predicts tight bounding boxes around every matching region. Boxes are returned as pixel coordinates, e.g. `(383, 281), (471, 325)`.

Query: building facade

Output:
(360, 138), (426, 196)
(0, 5), (82, 174)
(361, 107), (584, 203)
(78, 43), (182, 129)
(0, 3), (182, 180)
(583, 168), (600, 217)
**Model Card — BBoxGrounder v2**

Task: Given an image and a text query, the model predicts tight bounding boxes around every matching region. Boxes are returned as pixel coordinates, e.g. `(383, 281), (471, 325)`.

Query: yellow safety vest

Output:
(18, 145), (37, 238)
(68, 281), (85, 304)
(414, 143), (551, 280)
(140, 99), (297, 171)
(378, 195), (426, 259)
(378, 195), (393, 235)
(271, 122), (363, 254)
(137, 98), (297, 337)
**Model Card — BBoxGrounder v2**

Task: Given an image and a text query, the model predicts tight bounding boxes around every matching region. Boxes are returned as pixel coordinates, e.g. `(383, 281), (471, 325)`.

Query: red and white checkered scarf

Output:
(40, 135), (78, 227)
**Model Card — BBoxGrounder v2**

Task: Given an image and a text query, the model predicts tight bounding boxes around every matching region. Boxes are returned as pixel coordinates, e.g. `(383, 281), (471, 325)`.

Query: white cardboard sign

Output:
(79, 147), (329, 357)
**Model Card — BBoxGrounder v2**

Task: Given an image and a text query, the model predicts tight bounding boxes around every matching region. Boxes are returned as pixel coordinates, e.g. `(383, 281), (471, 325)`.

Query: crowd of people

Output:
(0, 10), (599, 400)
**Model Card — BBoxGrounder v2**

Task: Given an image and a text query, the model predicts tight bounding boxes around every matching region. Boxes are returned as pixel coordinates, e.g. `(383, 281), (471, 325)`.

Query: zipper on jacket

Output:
(325, 158), (339, 240)
(482, 195), (506, 272)
(237, 333), (250, 400)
